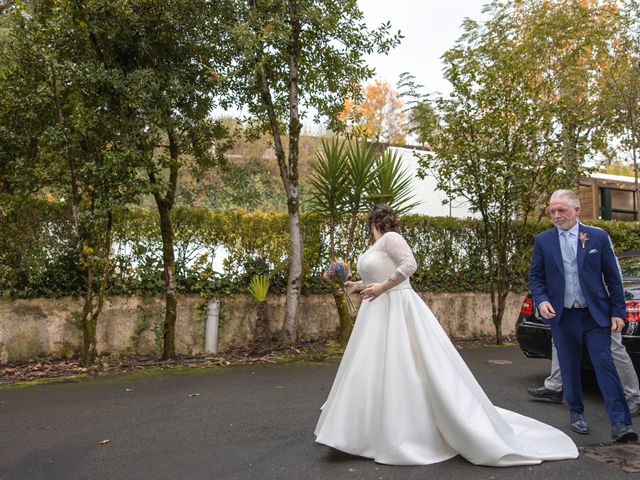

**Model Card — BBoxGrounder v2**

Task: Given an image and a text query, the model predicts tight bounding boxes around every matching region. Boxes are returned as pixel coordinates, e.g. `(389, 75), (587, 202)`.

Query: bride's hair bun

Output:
(368, 203), (400, 235)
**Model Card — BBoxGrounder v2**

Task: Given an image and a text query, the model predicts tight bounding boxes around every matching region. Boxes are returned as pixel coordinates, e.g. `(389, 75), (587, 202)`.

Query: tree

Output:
(513, 0), (619, 185)
(222, 0), (400, 343)
(418, 0), (598, 344)
(602, 160), (636, 176)
(396, 71), (438, 146)
(339, 79), (408, 144)
(71, 0), (233, 359)
(1, 0), (234, 361)
(603, 0), (640, 207)
(0, 0), (142, 365)
(405, 101), (438, 146)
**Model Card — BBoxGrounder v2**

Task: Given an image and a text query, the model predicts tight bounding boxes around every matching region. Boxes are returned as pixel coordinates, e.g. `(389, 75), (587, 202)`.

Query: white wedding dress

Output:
(314, 232), (578, 466)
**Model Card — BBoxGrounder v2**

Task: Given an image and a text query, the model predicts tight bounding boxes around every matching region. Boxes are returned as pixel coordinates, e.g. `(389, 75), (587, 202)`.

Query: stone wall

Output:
(0, 292), (525, 362)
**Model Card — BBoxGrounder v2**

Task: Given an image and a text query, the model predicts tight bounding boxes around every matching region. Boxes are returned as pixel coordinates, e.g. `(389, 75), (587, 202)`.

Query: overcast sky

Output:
(357, 0), (488, 95)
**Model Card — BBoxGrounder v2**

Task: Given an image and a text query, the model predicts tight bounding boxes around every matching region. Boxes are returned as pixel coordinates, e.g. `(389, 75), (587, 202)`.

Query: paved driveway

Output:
(0, 345), (636, 480)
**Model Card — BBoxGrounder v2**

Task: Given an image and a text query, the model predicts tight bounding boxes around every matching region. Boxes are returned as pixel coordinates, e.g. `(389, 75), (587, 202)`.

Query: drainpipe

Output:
(205, 298), (220, 354)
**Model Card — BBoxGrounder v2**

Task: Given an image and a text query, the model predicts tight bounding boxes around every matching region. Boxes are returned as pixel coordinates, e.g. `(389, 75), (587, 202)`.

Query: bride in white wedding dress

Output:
(314, 204), (578, 466)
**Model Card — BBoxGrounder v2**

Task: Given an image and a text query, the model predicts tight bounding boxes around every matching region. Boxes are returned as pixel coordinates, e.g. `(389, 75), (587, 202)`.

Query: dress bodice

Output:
(357, 231), (418, 288)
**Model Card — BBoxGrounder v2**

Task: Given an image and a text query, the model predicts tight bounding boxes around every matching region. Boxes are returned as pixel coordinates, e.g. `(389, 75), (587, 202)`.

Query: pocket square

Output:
(589, 249), (598, 254)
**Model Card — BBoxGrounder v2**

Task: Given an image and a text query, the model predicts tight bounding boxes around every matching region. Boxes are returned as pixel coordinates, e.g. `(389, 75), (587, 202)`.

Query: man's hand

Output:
(538, 301), (557, 319)
(612, 316), (625, 333)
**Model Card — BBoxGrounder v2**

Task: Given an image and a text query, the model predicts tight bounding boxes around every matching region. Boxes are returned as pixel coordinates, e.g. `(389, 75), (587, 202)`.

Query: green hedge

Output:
(1, 196), (639, 299)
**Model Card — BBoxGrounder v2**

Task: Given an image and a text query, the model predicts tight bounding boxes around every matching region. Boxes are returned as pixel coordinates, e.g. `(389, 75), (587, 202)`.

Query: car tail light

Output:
(521, 297), (533, 316)
(627, 300), (640, 322)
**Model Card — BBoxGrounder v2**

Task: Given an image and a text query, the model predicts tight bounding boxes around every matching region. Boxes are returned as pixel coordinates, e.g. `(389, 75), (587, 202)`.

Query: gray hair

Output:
(550, 189), (580, 208)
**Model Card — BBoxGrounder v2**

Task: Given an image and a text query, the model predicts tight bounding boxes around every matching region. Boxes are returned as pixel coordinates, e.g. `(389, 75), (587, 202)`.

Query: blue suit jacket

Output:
(528, 224), (626, 327)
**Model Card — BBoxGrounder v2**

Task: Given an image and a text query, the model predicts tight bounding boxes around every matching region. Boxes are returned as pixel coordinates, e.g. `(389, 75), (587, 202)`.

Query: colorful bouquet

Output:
(325, 258), (356, 314)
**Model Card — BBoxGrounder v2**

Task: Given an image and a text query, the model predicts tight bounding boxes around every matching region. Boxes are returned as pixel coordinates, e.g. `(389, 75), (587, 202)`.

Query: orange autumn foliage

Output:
(338, 79), (408, 144)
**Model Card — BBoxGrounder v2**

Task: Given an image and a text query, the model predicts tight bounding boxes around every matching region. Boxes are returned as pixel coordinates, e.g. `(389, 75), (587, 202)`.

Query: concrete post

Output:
(205, 298), (220, 354)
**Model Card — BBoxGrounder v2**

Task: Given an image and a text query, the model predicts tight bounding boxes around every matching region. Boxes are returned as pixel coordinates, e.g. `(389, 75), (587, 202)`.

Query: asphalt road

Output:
(0, 345), (637, 480)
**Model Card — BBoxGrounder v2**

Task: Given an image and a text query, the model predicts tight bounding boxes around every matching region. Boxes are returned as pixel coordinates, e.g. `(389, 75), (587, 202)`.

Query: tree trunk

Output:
(281, 0), (303, 344)
(80, 318), (97, 365)
(328, 216), (335, 260)
(81, 315), (97, 366)
(151, 128), (179, 360)
(80, 262), (97, 366)
(493, 319), (503, 345)
(492, 289), (508, 345)
(487, 223), (510, 345)
(629, 110), (639, 220)
(253, 301), (271, 346)
(249, 0), (305, 343)
(331, 285), (354, 346)
(248, 0), (304, 343)
(79, 213), (113, 367)
(282, 204), (303, 343)
(561, 122), (583, 189)
(157, 200), (177, 359)
(346, 211), (359, 262)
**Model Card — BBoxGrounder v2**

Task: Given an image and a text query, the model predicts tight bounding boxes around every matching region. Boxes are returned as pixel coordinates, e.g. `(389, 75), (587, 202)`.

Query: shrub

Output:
(2, 195), (639, 298)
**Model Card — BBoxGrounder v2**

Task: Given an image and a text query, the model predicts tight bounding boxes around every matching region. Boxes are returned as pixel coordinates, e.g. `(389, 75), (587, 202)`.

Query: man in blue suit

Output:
(528, 189), (637, 442)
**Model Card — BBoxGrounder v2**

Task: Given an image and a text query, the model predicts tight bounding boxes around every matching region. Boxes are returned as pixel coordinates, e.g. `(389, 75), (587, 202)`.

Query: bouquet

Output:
(325, 258), (356, 314)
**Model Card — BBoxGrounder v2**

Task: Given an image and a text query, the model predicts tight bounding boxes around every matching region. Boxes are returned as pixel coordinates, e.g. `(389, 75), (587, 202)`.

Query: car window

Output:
(619, 255), (640, 278)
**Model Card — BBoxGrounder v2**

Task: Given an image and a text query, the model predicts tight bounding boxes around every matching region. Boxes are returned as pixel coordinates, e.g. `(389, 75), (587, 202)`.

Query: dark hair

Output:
(367, 203), (400, 239)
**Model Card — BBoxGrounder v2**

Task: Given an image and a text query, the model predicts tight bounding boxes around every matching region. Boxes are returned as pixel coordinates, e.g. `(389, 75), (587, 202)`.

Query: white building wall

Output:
(390, 146), (479, 218)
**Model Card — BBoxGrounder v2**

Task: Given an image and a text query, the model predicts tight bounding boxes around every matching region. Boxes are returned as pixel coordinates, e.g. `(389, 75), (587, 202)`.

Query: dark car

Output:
(516, 250), (640, 373)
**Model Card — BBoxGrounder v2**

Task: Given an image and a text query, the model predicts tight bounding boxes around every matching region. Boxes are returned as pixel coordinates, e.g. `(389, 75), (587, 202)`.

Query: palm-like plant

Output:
(248, 274), (270, 302)
(344, 137), (379, 258)
(306, 137), (349, 257)
(368, 148), (422, 214)
(248, 273), (271, 346)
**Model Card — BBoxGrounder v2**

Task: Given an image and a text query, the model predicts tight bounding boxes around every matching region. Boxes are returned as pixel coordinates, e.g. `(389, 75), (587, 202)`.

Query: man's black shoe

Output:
(527, 386), (563, 403)
(612, 423), (638, 443)
(570, 413), (590, 434)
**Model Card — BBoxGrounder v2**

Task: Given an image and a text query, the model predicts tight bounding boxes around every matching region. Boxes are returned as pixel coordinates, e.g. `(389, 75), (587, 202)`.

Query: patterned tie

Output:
(561, 231), (575, 261)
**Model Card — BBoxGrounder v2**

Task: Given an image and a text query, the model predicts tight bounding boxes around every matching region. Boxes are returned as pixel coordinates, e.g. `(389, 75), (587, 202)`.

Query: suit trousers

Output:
(550, 307), (631, 425)
(545, 333), (640, 404)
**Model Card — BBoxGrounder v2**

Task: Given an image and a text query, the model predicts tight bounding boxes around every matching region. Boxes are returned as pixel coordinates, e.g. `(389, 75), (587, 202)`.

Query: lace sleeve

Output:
(382, 232), (418, 279)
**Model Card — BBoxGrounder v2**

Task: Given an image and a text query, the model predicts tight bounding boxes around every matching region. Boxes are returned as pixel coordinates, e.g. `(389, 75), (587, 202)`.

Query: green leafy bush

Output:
(2, 195), (639, 298)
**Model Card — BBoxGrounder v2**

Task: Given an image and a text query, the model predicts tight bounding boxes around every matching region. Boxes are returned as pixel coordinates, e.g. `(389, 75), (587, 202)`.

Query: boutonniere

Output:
(579, 232), (589, 249)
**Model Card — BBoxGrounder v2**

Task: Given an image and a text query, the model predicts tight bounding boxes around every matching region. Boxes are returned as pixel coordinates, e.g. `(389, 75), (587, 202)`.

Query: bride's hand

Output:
(344, 281), (361, 294)
(361, 283), (384, 301)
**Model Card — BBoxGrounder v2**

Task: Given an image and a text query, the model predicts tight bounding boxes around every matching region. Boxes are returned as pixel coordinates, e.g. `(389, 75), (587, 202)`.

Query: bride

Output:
(314, 204), (578, 466)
